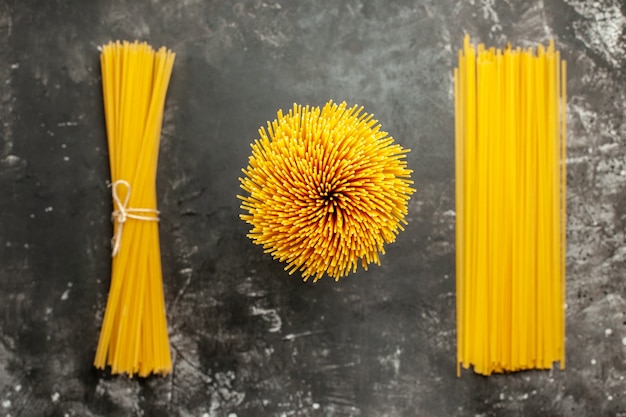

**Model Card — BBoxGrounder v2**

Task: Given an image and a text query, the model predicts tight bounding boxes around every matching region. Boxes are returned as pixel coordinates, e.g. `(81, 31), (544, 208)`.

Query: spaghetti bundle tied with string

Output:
(95, 40), (175, 377)
(454, 36), (566, 376)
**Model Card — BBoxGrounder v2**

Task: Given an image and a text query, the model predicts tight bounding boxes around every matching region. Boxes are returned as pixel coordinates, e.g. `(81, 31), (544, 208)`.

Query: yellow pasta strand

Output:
(238, 101), (415, 282)
(95, 40), (175, 377)
(455, 36), (566, 376)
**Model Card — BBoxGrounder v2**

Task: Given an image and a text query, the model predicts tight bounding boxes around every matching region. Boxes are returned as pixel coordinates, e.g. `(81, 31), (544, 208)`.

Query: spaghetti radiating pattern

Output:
(455, 36), (567, 376)
(95, 40), (175, 377)
(238, 101), (415, 282)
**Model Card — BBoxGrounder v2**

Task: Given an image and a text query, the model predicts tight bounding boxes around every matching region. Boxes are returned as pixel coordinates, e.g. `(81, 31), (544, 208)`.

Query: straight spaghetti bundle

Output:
(239, 101), (415, 282)
(95, 40), (175, 376)
(454, 36), (566, 376)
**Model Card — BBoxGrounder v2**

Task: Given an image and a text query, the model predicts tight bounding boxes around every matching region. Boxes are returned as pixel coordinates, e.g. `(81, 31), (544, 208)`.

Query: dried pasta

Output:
(238, 101), (415, 281)
(94, 40), (175, 377)
(454, 36), (567, 375)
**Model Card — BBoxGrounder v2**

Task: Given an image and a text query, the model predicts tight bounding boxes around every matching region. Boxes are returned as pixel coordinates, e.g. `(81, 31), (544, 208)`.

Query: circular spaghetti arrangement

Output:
(238, 100), (415, 281)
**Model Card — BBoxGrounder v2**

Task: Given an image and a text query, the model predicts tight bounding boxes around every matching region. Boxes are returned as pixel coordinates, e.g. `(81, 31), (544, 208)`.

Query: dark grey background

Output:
(0, 0), (625, 416)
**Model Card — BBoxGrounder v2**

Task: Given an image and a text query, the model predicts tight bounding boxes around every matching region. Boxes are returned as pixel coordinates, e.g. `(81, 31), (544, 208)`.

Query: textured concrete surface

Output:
(0, 0), (625, 416)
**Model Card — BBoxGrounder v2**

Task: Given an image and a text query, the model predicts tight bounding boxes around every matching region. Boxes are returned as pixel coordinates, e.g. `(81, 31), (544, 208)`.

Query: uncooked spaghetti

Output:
(454, 36), (567, 376)
(239, 101), (415, 282)
(94, 40), (175, 377)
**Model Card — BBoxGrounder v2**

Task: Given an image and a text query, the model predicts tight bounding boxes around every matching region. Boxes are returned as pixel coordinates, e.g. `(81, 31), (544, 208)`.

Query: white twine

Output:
(110, 180), (160, 257)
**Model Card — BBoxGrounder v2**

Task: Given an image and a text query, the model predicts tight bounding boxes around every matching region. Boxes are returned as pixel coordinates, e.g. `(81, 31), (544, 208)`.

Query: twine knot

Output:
(110, 180), (160, 256)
